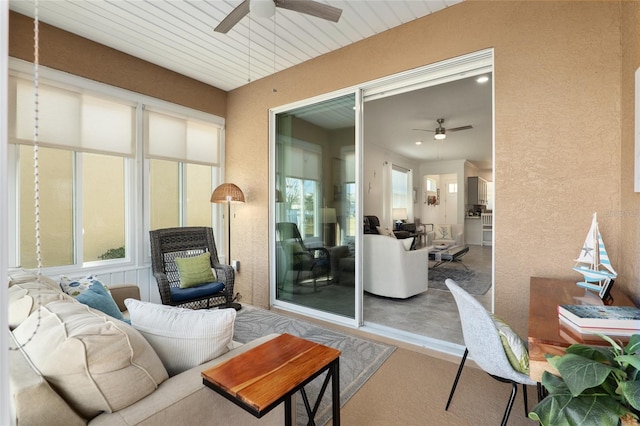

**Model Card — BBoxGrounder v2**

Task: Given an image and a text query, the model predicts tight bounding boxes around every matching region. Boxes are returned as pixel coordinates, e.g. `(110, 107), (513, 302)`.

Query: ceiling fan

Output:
(214, 0), (343, 33)
(413, 118), (473, 140)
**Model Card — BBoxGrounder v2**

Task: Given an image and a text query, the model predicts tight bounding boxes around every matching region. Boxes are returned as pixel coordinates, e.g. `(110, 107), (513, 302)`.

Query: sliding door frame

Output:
(269, 49), (494, 350)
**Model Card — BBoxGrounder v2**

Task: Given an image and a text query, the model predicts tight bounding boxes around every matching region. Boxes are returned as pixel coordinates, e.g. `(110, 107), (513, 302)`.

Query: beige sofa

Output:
(8, 270), (286, 426)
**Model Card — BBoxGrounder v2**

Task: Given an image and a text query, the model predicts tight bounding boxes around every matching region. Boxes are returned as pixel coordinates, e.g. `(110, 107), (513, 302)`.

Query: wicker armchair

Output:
(149, 226), (234, 309)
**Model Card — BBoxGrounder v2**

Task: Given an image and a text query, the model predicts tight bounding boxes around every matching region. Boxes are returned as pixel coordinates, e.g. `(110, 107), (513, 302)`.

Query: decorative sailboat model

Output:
(573, 212), (617, 299)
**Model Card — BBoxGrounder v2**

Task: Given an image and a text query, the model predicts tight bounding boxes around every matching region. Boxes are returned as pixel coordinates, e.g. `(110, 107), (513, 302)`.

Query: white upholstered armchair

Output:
(363, 234), (429, 299)
(426, 223), (464, 247)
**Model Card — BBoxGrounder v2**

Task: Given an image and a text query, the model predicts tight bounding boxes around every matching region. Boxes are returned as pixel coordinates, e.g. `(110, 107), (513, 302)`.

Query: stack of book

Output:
(558, 304), (640, 337)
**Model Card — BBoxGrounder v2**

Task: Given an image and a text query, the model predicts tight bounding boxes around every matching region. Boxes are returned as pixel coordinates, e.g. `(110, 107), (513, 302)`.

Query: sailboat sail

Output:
(597, 232), (617, 275)
(572, 213), (616, 289)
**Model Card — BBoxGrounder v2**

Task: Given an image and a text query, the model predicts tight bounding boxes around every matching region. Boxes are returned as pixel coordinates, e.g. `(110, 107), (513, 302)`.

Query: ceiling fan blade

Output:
(276, 0), (342, 22)
(447, 125), (473, 132)
(214, 0), (250, 33)
(412, 128), (435, 132)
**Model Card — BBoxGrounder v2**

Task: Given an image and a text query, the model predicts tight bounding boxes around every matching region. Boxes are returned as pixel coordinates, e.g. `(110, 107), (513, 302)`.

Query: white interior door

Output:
(443, 175), (458, 223)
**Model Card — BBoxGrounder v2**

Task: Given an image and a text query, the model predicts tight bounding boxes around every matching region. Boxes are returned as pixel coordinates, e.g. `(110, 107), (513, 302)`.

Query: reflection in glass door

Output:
(273, 93), (356, 319)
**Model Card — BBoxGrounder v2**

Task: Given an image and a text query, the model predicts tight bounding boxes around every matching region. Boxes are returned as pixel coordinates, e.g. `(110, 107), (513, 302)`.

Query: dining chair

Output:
(444, 278), (538, 426)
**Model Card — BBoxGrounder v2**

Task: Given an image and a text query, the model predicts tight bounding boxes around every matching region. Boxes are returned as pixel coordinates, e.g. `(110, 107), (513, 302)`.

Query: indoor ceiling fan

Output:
(214, 0), (343, 33)
(413, 118), (473, 140)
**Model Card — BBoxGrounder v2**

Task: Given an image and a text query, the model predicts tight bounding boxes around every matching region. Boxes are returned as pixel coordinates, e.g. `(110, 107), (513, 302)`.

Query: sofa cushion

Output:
(8, 281), (74, 329)
(12, 300), (168, 419)
(125, 299), (236, 376)
(174, 252), (217, 288)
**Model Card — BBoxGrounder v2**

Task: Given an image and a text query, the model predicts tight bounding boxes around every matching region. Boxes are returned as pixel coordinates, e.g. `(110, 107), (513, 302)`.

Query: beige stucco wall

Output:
(620, 1), (640, 307)
(227, 1), (637, 335)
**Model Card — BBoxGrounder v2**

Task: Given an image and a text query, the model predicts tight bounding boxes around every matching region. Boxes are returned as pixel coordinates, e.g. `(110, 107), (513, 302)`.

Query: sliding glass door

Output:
(270, 50), (493, 351)
(271, 93), (358, 323)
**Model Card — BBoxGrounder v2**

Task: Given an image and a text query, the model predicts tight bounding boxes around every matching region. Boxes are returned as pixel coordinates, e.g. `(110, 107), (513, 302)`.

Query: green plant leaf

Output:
(550, 354), (616, 396)
(616, 354), (640, 372)
(540, 371), (574, 396)
(625, 335), (640, 355)
(529, 390), (627, 426)
(566, 344), (614, 363)
(620, 380), (640, 411)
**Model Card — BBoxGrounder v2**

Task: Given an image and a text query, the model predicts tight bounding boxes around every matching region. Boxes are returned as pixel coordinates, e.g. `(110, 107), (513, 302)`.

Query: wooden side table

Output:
(528, 277), (636, 382)
(202, 333), (341, 425)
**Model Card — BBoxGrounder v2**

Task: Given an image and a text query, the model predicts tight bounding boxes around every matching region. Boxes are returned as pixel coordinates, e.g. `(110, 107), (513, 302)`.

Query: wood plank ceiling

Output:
(9, 0), (462, 91)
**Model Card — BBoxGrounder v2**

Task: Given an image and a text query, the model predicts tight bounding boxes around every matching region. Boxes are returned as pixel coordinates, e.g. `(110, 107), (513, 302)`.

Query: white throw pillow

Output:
(125, 299), (236, 376)
(400, 238), (413, 251)
(376, 226), (393, 236)
(435, 224), (452, 240)
(12, 300), (168, 419)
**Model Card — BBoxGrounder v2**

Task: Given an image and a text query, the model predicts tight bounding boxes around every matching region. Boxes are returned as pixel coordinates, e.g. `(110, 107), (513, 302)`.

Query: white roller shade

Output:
(13, 77), (134, 156)
(285, 145), (319, 180)
(81, 95), (134, 155)
(145, 109), (220, 166)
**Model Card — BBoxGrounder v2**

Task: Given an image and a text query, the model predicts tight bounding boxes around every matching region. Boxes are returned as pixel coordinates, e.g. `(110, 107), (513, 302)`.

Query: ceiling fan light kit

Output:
(250, 0), (276, 18)
(413, 117), (473, 141)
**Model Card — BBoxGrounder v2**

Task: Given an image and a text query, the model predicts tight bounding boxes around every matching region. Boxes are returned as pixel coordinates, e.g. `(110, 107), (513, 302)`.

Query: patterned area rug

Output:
(233, 305), (396, 426)
(428, 266), (492, 295)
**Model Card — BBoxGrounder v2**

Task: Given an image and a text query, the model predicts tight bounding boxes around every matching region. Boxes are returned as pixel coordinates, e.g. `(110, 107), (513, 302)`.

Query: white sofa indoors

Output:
(363, 234), (429, 299)
(426, 223), (464, 247)
(8, 269), (286, 426)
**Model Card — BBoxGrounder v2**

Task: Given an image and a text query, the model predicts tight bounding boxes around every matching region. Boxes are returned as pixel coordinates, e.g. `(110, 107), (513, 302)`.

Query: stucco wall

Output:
(620, 1), (640, 307)
(227, 1), (635, 335)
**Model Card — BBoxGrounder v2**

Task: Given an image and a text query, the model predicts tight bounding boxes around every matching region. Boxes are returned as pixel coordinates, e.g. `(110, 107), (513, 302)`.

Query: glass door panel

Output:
(273, 93), (356, 319)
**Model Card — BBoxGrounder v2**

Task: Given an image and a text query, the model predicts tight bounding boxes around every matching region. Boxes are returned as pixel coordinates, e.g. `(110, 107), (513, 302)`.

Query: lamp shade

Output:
(392, 208), (408, 221)
(211, 183), (245, 204)
(321, 207), (337, 224)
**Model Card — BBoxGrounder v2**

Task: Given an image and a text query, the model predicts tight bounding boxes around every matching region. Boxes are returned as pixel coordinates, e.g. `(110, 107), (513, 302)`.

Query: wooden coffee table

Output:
(202, 333), (341, 425)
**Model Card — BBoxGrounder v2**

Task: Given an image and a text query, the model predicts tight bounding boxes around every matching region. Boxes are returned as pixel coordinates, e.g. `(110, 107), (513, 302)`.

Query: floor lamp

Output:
(211, 183), (245, 310)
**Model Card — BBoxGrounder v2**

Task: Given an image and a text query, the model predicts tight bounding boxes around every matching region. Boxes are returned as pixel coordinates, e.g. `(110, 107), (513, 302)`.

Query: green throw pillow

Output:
(491, 314), (530, 375)
(174, 252), (217, 289)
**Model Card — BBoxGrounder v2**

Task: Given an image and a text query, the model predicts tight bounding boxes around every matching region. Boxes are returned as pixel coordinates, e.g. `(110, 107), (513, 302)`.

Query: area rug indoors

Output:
(428, 266), (492, 295)
(233, 305), (396, 426)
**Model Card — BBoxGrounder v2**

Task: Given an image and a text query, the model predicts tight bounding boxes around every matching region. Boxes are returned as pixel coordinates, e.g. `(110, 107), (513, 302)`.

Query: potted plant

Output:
(529, 334), (640, 426)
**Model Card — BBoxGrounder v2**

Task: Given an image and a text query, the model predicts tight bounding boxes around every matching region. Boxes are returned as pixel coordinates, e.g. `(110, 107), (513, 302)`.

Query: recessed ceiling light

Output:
(415, 141), (422, 145)
(476, 75), (489, 84)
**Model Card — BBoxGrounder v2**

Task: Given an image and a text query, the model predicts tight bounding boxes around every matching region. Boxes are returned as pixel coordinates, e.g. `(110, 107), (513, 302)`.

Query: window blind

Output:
(144, 108), (220, 166)
(11, 77), (135, 157)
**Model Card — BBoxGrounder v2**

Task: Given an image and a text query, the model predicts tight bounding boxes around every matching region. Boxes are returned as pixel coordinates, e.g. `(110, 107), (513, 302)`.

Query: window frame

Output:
(8, 58), (224, 274)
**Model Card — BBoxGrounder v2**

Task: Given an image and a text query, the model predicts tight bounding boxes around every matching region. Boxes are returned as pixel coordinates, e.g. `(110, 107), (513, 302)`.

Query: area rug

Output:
(233, 305), (396, 426)
(428, 266), (492, 295)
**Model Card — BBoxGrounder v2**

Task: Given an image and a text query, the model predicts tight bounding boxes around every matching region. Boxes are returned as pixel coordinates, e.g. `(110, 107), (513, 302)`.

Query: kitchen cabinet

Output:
(468, 176), (488, 205)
